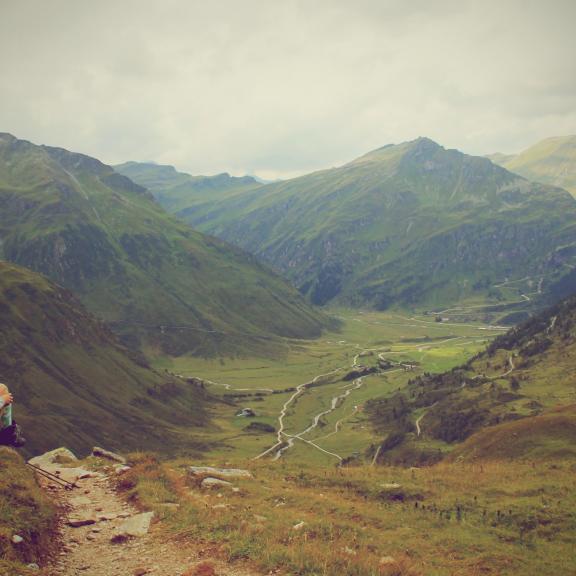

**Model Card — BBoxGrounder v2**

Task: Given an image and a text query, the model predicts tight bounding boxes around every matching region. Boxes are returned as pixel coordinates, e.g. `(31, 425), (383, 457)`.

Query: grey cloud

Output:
(0, 0), (574, 178)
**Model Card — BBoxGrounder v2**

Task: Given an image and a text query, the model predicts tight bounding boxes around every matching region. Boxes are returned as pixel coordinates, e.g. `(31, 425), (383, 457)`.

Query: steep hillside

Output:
(367, 291), (576, 463)
(0, 262), (214, 455)
(0, 134), (330, 356)
(0, 448), (57, 575)
(155, 137), (576, 310)
(490, 135), (576, 197)
(448, 404), (576, 462)
(115, 161), (262, 220)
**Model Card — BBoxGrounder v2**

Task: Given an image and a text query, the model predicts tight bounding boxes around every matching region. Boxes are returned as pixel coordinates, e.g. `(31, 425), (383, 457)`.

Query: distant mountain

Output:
(489, 135), (576, 197)
(158, 137), (576, 310)
(368, 289), (576, 463)
(0, 134), (330, 356)
(0, 262), (210, 455)
(115, 161), (263, 224)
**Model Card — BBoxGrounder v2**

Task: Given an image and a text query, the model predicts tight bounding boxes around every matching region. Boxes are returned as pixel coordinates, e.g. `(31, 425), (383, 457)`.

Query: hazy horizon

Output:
(1, 0), (574, 180)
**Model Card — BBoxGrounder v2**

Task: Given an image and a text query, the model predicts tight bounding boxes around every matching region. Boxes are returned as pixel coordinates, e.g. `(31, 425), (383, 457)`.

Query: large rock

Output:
(28, 447), (78, 468)
(201, 477), (233, 489)
(115, 512), (154, 538)
(188, 466), (252, 479)
(91, 446), (127, 464)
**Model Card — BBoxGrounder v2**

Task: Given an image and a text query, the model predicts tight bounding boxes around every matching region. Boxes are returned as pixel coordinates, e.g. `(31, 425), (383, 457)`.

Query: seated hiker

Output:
(0, 383), (26, 447)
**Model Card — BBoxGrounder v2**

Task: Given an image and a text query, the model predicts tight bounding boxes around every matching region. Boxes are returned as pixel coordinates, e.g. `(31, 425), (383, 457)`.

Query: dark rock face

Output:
(5, 224), (122, 292)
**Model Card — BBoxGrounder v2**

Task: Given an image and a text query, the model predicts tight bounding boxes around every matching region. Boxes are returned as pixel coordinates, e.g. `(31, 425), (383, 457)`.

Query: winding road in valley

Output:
(274, 377), (365, 462)
(191, 314), (505, 463)
(252, 367), (344, 461)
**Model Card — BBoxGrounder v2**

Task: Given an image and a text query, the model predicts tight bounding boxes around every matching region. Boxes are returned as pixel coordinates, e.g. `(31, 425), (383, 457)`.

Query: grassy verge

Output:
(0, 447), (58, 575)
(117, 454), (576, 576)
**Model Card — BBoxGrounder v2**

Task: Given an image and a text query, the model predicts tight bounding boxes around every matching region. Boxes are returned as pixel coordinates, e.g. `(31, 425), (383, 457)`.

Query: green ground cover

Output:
(154, 310), (502, 463)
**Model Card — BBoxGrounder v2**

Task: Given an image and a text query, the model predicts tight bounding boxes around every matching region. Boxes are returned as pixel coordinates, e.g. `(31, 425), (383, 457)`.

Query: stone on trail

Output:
(189, 466), (252, 479)
(68, 516), (97, 528)
(114, 512), (155, 539)
(11, 534), (23, 544)
(200, 477), (233, 489)
(57, 467), (101, 484)
(91, 446), (127, 464)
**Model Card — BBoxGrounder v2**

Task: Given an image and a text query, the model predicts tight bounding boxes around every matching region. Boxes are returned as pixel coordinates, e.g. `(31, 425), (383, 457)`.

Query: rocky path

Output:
(34, 452), (257, 576)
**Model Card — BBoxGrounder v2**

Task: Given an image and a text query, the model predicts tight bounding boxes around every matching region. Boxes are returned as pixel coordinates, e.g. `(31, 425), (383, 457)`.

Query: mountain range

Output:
(0, 133), (330, 357)
(119, 137), (576, 310)
(489, 135), (576, 197)
(115, 161), (262, 217)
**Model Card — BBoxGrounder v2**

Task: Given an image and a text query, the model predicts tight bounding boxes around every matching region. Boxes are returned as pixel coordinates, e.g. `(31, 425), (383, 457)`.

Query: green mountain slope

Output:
(0, 261), (211, 456)
(367, 290), (576, 463)
(115, 161), (263, 220)
(490, 135), (576, 197)
(144, 137), (576, 310)
(0, 133), (330, 356)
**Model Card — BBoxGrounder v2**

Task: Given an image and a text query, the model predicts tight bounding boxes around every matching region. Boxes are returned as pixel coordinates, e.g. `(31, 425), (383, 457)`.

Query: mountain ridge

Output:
(0, 133), (331, 357)
(489, 135), (576, 197)
(123, 137), (576, 311)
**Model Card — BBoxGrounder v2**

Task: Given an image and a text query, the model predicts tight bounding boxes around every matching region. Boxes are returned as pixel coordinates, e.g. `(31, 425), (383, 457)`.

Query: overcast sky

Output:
(1, 0), (574, 179)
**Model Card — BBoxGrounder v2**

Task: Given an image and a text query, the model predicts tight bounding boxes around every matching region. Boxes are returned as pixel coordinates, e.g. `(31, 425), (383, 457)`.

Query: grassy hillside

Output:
(366, 291), (576, 464)
(491, 135), (576, 197)
(0, 448), (57, 575)
(142, 137), (576, 311)
(120, 454), (575, 576)
(0, 133), (330, 357)
(448, 404), (576, 462)
(115, 161), (262, 219)
(0, 261), (213, 456)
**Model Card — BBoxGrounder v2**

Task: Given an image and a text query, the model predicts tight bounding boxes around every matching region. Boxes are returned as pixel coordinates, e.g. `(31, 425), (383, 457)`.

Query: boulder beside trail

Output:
(28, 447), (78, 467)
(188, 466), (252, 479)
(28, 447), (104, 484)
(201, 477), (233, 489)
(114, 512), (155, 539)
(91, 446), (127, 464)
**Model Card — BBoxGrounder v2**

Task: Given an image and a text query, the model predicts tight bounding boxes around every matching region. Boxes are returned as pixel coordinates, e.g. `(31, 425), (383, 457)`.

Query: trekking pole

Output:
(26, 462), (77, 490)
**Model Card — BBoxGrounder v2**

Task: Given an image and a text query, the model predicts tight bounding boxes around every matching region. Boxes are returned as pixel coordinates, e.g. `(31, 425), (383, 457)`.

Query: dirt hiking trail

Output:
(35, 458), (258, 576)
